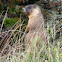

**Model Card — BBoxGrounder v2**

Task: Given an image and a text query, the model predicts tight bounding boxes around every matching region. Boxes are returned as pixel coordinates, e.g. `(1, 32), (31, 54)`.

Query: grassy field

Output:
(0, 3), (62, 62)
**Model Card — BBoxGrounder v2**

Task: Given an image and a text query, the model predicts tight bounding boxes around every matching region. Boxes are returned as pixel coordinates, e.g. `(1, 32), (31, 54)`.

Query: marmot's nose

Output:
(22, 8), (26, 12)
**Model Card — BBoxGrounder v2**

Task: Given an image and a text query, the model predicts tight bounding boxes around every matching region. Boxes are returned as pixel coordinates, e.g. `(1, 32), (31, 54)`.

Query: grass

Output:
(0, 36), (62, 62)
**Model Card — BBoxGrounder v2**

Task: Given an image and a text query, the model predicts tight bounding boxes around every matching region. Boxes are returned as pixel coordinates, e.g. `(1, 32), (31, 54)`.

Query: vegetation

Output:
(0, 4), (3, 13)
(0, 0), (62, 62)
(4, 18), (19, 27)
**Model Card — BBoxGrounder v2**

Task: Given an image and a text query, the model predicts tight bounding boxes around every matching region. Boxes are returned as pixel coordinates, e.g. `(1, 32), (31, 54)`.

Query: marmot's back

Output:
(22, 4), (46, 44)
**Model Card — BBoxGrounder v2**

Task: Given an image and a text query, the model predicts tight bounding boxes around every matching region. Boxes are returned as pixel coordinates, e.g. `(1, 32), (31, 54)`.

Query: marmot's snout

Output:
(22, 7), (28, 15)
(22, 6), (32, 15)
(22, 8), (26, 13)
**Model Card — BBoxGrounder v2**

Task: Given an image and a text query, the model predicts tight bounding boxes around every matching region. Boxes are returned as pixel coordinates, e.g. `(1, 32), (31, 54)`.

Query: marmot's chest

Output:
(28, 17), (43, 31)
(28, 18), (40, 30)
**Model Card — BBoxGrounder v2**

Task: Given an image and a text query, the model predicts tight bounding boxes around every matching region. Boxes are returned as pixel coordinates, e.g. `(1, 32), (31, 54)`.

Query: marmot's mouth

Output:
(22, 8), (26, 13)
(22, 8), (28, 15)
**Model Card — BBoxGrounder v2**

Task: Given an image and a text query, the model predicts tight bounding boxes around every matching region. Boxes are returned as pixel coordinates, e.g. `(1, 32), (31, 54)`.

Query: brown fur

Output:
(22, 4), (47, 46)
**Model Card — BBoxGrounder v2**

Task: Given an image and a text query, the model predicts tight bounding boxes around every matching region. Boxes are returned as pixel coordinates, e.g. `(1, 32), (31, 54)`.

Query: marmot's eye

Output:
(28, 7), (31, 9)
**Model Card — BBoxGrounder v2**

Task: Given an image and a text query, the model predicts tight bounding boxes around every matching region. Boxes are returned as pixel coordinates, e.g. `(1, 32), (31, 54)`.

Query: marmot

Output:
(22, 4), (46, 46)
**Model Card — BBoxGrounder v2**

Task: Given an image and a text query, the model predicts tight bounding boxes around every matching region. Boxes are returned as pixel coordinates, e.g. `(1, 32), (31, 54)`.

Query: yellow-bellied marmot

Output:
(22, 4), (46, 45)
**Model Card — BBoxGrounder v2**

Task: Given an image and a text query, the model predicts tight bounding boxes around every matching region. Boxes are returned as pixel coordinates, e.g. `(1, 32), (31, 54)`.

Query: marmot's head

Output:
(22, 4), (41, 16)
